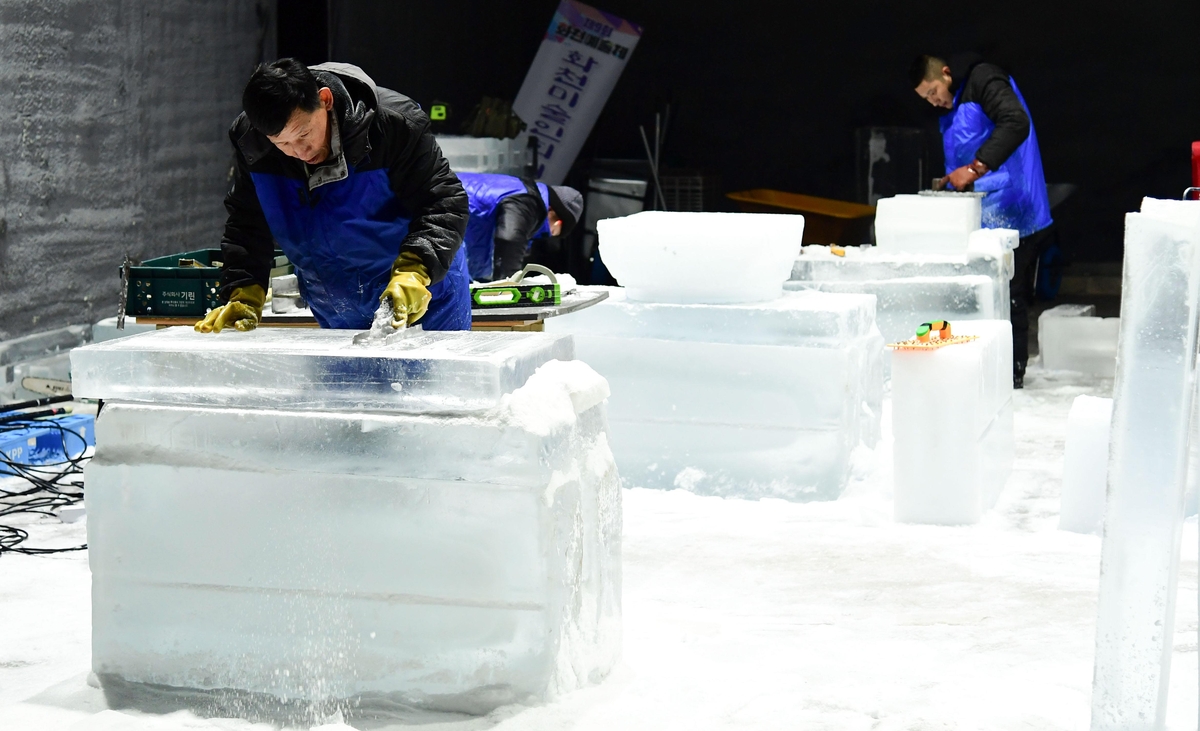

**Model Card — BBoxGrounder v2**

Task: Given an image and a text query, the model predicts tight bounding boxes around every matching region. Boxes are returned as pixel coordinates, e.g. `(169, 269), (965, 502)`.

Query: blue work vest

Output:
(251, 166), (471, 330)
(458, 173), (551, 281)
(941, 78), (1052, 237)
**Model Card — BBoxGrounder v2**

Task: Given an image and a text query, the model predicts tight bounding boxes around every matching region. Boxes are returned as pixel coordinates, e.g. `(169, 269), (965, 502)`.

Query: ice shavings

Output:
(501, 359), (611, 437)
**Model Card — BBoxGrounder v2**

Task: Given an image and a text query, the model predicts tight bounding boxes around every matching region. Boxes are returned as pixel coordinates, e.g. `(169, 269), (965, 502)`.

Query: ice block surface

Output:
(598, 211), (804, 304)
(86, 359), (621, 718)
(1091, 200), (1200, 730)
(546, 289), (883, 500)
(788, 276), (1001, 347)
(793, 241), (1009, 282)
(1059, 395), (1113, 535)
(873, 194), (982, 254)
(1038, 305), (1119, 377)
(70, 327), (573, 413)
(892, 320), (1014, 525)
(557, 288), (877, 343)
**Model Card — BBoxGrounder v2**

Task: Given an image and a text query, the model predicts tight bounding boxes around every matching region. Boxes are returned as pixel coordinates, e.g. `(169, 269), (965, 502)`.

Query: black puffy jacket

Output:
(947, 53), (1031, 170)
(218, 63), (468, 299)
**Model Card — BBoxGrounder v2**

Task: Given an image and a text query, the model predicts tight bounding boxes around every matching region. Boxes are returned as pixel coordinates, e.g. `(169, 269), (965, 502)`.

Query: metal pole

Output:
(639, 125), (667, 211)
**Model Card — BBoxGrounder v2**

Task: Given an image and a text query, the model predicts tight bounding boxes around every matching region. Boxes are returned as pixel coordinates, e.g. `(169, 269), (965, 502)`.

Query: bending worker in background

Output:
(457, 172), (583, 281)
(197, 58), (469, 333)
(911, 53), (1052, 389)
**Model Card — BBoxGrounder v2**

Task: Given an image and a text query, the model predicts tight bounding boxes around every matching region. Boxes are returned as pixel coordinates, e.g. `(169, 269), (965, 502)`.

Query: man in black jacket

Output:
(911, 53), (1052, 388)
(197, 59), (470, 333)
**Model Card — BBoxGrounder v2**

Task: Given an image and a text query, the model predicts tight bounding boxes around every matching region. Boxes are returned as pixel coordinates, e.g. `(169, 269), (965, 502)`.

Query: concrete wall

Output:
(0, 0), (268, 340)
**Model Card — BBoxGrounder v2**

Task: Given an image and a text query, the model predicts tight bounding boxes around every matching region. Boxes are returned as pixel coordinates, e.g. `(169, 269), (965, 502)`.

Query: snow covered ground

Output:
(1, 365), (1196, 730)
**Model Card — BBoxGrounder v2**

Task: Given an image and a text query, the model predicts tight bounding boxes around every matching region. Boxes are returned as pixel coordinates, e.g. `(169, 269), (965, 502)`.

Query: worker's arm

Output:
(972, 73), (1030, 170)
(218, 138), (276, 299)
(200, 132), (273, 333)
(383, 107), (469, 285)
(492, 193), (546, 280)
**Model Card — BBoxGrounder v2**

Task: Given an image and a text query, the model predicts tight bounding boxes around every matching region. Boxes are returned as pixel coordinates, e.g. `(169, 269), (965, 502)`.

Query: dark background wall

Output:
(307, 0), (1198, 264)
(0, 0), (270, 341)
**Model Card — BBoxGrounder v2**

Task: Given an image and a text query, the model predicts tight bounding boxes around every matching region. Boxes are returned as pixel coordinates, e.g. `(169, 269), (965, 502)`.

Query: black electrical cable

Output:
(0, 394), (75, 414)
(0, 407), (67, 425)
(0, 412), (89, 556)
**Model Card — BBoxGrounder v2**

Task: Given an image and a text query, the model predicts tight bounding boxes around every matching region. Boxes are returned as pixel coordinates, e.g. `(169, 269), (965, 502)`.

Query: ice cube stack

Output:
(788, 195), (1016, 353)
(71, 328), (621, 716)
(554, 212), (883, 501)
(891, 320), (1014, 525)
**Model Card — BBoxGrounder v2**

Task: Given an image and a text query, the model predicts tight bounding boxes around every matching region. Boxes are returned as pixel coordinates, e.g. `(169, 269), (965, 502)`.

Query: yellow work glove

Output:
(381, 252), (432, 328)
(194, 284), (265, 333)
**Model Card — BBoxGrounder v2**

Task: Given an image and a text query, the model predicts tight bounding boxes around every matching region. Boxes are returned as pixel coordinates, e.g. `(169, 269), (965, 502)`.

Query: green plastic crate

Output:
(124, 249), (288, 317)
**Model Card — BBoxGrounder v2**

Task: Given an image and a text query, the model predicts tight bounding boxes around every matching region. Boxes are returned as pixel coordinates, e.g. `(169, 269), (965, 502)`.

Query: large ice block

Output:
(1059, 395), (1113, 535)
(1091, 199), (1200, 731)
(70, 327), (573, 414)
(79, 329), (621, 719)
(1038, 305), (1120, 377)
(786, 234), (1013, 350)
(545, 288), (883, 500)
(788, 275), (1000, 345)
(892, 320), (1014, 525)
(597, 211), (804, 304)
(873, 194), (982, 254)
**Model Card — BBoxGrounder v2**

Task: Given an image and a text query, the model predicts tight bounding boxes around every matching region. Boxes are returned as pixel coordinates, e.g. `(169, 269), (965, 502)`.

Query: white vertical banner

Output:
(512, 1), (642, 185)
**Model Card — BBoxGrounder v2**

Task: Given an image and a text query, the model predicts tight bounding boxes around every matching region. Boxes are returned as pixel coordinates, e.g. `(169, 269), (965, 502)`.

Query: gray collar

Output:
(304, 113), (349, 190)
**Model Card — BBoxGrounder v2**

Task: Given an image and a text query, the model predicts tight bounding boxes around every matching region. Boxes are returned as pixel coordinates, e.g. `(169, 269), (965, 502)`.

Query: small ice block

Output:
(892, 320), (1014, 525)
(598, 211), (804, 304)
(873, 194), (982, 254)
(70, 327), (573, 414)
(1058, 395), (1113, 535)
(546, 289), (883, 500)
(1038, 305), (1120, 377)
(86, 360), (621, 715)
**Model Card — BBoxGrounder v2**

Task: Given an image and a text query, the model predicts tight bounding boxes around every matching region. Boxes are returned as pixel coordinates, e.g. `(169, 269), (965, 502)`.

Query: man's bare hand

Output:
(945, 165), (979, 191)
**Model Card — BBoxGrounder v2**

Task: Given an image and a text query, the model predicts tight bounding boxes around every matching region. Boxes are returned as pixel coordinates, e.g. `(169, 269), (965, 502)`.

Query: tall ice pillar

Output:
(1091, 198), (1200, 730)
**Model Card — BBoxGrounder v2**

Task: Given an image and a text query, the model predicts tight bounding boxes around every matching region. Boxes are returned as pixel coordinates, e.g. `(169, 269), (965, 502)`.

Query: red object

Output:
(1192, 141), (1200, 199)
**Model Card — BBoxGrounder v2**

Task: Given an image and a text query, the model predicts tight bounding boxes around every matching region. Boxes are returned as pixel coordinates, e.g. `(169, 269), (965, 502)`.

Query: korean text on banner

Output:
(513, 1), (642, 185)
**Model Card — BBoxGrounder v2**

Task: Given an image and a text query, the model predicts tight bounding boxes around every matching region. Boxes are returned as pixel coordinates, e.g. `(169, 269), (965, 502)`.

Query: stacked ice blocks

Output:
(71, 328), (621, 717)
(1058, 395), (1113, 535)
(545, 288), (883, 500)
(786, 228), (1015, 349)
(892, 320), (1014, 525)
(1038, 305), (1119, 377)
(1092, 198), (1200, 729)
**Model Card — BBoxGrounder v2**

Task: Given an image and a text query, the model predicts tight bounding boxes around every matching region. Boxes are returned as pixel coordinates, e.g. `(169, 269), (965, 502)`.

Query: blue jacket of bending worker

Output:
(199, 60), (470, 333)
(458, 172), (583, 281)
(911, 52), (1053, 387)
(912, 53), (1051, 237)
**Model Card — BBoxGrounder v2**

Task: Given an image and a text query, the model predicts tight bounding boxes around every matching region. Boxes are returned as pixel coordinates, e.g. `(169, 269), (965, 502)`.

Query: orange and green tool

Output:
(886, 320), (980, 350)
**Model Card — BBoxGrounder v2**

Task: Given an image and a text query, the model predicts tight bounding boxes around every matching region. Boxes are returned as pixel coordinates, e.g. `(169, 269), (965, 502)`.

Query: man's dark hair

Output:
(242, 58), (321, 136)
(908, 54), (948, 88)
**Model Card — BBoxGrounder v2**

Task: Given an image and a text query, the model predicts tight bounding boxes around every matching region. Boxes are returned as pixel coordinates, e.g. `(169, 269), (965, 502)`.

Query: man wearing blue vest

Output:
(197, 59), (470, 334)
(911, 53), (1052, 388)
(457, 172), (583, 282)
